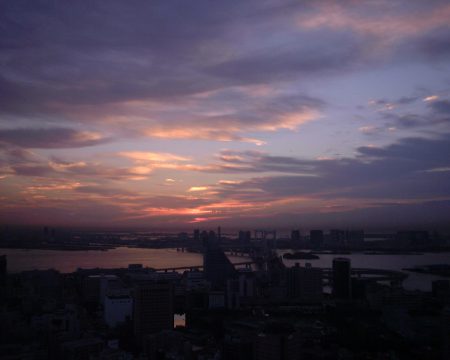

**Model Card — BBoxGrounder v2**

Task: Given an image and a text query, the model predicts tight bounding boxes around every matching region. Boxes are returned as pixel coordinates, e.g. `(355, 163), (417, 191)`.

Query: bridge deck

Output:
(154, 263), (407, 283)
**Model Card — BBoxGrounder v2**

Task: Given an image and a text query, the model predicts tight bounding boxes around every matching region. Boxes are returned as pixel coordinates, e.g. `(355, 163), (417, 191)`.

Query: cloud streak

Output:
(1, 0), (450, 228)
(0, 128), (110, 148)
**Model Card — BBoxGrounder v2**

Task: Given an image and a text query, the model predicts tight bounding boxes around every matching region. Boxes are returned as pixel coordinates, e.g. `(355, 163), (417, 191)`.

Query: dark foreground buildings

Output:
(133, 281), (174, 345)
(203, 233), (237, 289)
(1, 228), (450, 359)
(332, 257), (352, 299)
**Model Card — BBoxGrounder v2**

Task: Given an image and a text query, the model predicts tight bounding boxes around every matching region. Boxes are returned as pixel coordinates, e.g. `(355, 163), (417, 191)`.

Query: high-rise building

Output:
(201, 230), (210, 248)
(290, 230), (301, 242)
(203, 239), (236, 289)
(104, 292), (133, 328)
(0, 255), (6, 287)
(286, 263), (322, 302)
(0, 255), (6, 301)
(442, 306), (450, 360)
(396, 230), (429, 248)
(432, 280), (450, 303)
(226, 271), (256, 309)
(193, 229), (200, 242)
(332, 257), (352, 299)
(133, 281), (174, 341)
(347, 230), (364, 247)
(310, 230), (323, 248)
(83, 274), (122, 304)
(238, 230), (251, 244)
(329, 229), (347, 248)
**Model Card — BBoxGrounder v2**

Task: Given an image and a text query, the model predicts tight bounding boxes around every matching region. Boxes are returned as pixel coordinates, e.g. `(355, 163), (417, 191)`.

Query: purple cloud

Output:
(0, 128), (111, 148)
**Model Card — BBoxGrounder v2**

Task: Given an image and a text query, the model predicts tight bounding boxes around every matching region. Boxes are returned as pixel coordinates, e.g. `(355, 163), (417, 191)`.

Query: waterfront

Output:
(280, 250), (450, 291)
(2, 247), (450, 291)
(0, 247), (246, 274)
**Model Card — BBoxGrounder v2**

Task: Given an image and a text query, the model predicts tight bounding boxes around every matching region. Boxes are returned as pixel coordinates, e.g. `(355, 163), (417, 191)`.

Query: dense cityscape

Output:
(1, 227), (450, 359)
(2, 0), (450, 359)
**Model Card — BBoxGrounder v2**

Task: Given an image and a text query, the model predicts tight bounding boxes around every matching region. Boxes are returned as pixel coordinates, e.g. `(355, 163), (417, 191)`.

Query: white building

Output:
(104, 293), (133, 327)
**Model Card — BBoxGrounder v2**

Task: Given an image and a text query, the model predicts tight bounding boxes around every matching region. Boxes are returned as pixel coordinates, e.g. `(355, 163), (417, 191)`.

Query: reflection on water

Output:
(2, 247), (449, 291)
(1, 247), (244, 274)
(280, 251), (450, 291)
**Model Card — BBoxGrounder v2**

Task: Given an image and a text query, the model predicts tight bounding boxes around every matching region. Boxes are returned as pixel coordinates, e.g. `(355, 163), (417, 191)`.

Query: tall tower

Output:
(310, 230), (323, 248)
(287, 263), (322, 302)
(133, 281), (174, 342)
(203, 236), (236, 289)
(332, 257), (352, 299)
(0, 255), (6, 286)
(0, 255), (6, 301)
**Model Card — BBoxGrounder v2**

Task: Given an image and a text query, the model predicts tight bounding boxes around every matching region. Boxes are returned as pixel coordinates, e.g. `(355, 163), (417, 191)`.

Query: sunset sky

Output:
(1, 0), (450, 230)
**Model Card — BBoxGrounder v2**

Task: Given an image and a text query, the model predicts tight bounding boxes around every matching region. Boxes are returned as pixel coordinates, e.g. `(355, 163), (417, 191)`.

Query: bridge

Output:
(154, 261), (407, 285)
(322, 268), (408, 284)
(154, 261), (254, 273)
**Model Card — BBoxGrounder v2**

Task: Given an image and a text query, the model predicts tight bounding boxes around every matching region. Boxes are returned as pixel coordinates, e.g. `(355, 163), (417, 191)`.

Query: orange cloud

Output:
(119, 151), (190, 162)
(188, 186), (209, 192)
(128, 166), (153, 175)
(298, 3), (450, 43)
(143, 207), (213, 216)
(25, 182), (82, 192)
(257, 109), (319, 131)
(218, 180), (242, 185)
(144, 127), (265, 145)
(423, 95), (439, 102)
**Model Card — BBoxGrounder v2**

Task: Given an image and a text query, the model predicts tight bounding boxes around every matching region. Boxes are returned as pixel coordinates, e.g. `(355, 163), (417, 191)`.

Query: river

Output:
(1, 247), (449, 291)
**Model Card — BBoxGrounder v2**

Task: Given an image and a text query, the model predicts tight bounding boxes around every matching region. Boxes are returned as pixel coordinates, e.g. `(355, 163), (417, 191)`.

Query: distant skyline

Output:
(1, 1), (450, 229)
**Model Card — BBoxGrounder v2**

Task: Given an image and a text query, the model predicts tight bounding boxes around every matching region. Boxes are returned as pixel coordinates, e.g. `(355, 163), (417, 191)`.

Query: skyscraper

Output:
(329, 229), (347, 248)
(287, 263), (322, 302)
(310, 230), (323, 248)
(332, 257), (352, 299)
(0, 255), (6, 301)
(133, 281), (174, 342)
(291, 230), (301, 242)
(0, 255), (6, 287)
(238, 230), (251, 244)
(203, 238), (236, 289)
(346, 230), (364, 247)
(193, 229), (200, 242)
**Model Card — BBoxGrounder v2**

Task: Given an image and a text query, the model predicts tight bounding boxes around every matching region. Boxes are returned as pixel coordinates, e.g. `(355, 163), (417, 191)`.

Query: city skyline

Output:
(1, 1), (450, 229)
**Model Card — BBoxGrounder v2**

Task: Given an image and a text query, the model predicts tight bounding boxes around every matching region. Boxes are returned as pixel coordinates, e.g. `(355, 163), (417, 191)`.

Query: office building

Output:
(203, 239), (236, 289)
(432, 280), (450, 303)
(104, 292), (133, 328)
(0, 255), (6, 300)
(226, 271), (256, 309)
(291, 230), (301, 242)
(332, 258), (352, 299)
(184, 270), (208, 291)
(287, 263), (322, 302)
(347, 230), (364, 247)
(310, 230), (323, 248)
(133, 281), (174, 341)
(329, 229), (347, 248)
(238, 230), (251, 244)
(193, 229), (200, 242)
(396, 230), (429, 248)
